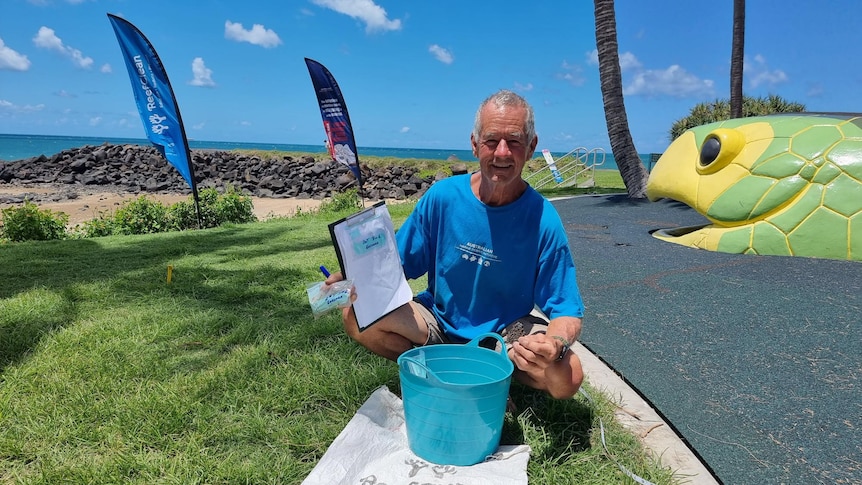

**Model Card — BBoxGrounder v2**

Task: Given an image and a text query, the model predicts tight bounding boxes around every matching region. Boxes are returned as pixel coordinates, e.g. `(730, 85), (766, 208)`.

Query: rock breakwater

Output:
(0, 143), (451, 203)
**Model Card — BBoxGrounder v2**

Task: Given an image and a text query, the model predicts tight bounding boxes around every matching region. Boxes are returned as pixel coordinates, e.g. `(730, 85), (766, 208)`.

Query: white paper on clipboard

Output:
(328, 201), (412, 330)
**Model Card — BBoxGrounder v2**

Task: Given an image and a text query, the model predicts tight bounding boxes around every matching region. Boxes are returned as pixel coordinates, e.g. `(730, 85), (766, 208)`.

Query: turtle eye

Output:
(700, 136), (721, 166)
(696, 128), (745, 175)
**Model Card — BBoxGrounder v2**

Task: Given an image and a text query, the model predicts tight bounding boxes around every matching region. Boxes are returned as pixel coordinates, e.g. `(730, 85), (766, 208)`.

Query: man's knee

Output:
(341, 306), (360, 340)
(553, 355), (584, 399)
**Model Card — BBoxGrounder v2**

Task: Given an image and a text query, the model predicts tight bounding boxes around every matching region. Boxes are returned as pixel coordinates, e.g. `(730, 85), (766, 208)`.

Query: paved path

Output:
(555, 195), (861, 485)
(573, 342), (718, 484)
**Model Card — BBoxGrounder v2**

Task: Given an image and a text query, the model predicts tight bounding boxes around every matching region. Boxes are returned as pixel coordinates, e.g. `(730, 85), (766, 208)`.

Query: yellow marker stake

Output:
(167, 265), (173, 284)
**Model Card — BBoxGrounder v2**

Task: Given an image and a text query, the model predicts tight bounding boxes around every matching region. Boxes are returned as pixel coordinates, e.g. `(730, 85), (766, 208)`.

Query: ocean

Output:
(0, 133), (635, 170)
(0, 133), (480, 164)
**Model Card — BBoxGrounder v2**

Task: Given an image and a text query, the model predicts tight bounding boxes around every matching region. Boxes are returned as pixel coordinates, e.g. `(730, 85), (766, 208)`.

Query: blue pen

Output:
(319, 265), (331, 278)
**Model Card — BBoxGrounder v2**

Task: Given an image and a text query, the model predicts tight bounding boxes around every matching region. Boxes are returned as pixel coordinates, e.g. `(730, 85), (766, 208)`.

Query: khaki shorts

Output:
(413, 300), (550, 352)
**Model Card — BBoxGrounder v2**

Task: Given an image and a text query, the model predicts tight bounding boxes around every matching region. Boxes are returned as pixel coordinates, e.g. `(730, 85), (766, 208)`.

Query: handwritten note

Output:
(351, 229), (386, 255)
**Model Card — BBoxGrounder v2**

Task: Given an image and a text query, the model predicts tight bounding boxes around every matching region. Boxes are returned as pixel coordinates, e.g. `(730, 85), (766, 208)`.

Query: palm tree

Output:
(730, 0), (745, 118)
(593, 0), (648, 198)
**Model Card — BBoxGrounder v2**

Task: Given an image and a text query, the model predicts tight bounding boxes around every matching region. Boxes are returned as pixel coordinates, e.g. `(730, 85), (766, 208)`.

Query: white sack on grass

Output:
(302, 386), (530, 485)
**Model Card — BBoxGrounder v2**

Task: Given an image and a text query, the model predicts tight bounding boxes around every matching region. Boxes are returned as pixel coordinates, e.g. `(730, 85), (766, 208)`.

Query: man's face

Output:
(471, 104), (537, 187)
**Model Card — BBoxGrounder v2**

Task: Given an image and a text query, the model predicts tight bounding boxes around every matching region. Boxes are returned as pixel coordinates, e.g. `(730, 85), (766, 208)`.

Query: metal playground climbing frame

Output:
(523, 147), (607, 189)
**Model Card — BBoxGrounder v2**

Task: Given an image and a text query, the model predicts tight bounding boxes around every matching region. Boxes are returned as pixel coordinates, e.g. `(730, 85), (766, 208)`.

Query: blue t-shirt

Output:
(396, 174), (584, 341)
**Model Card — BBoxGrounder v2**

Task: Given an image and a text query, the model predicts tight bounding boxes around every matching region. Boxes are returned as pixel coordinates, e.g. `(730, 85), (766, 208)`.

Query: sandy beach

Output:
(0, 184), (327, 225)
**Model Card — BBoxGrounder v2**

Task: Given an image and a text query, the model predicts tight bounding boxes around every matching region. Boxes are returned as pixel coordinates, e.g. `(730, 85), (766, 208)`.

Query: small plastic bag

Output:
(307, 279), (353, 318)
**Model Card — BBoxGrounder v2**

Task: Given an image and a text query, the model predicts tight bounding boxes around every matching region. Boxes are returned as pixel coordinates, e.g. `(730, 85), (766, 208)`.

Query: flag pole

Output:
(175, 110), (202, 228)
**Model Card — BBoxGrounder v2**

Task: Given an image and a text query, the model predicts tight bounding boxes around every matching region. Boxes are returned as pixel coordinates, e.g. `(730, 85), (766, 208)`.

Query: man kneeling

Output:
(326, 90), (584, 400)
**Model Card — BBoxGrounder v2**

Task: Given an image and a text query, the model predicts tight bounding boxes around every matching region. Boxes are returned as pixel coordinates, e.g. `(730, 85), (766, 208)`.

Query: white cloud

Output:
(54, 89), (76, 98)
(0, 37), (31, 71)
(0, 99), (45, 112)
(745, 54), (787, 89)
(586, 49), (641, 72)
(556, 60), (584, 86)
(33, 27), (63, 50)
(100, 63), (112, 73)
(189, 57), (216, 87)
(806, 82), (823, 98)
(618, 51), (642, 72)
(312, 0), (401, 33)
(624, 65), (715, 98)
(89, 116), (102, 126)
(514, 82), (534, 92)
(428, 44), (453, 64)
(586, 49), (714, 98)
(32, 26), (93, 68)
(400, 126), (410, 133)
(224, 21), (282, 48)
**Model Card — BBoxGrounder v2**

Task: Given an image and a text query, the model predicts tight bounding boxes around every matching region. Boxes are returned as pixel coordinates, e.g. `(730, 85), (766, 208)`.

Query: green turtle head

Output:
(646, 113), (862, 260)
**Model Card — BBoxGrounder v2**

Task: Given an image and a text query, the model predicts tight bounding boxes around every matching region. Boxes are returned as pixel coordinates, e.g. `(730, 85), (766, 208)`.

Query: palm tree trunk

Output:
(730, 0), (745, 118)
(593, 0), (648, 198)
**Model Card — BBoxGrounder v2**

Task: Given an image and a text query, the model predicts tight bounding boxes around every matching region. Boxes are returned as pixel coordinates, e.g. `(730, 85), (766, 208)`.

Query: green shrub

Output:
(192, 188), (220, 229)
(76, 215), (115, 238)
(0, 201), (68, 242)
(112, 195), (169, 235)
(318, 189), (362, 214)
(214, 189), (257, 225)
(167, 199), (203, 230)
(4, 189), (257, 240)
(168, 187), (256, 230)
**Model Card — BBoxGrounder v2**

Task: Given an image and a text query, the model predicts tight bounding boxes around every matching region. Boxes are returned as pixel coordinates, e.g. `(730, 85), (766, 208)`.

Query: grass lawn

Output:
(0, 171), (681, 484)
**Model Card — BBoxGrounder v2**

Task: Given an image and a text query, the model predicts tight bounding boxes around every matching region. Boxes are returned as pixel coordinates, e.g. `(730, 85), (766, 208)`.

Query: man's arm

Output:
(546, 315), (582, 347)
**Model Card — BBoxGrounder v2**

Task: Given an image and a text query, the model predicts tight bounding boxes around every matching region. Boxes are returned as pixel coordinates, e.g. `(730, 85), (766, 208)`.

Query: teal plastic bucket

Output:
(397, 333), (514, 466)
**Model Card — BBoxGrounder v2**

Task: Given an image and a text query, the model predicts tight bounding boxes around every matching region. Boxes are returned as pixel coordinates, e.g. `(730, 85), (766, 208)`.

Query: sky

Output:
(1, 0), (861, 155)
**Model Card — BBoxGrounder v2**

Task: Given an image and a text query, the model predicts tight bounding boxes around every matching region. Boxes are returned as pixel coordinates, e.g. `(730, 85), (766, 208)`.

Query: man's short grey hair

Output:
(472, 90), (536, 143)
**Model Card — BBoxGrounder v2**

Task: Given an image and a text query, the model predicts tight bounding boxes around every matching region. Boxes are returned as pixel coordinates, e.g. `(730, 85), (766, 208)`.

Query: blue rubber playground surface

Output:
(554, 194), (861, 485)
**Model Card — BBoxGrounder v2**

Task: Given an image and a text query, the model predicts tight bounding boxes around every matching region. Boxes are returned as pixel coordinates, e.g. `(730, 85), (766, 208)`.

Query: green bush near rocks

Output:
(0, 201), (69, 242)
(1, 188), (258, 242)
(167, 187), (257, 230)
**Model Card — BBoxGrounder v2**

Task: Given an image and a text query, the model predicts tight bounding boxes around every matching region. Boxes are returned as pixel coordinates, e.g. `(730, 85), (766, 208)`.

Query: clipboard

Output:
(328, 201), (413, 331)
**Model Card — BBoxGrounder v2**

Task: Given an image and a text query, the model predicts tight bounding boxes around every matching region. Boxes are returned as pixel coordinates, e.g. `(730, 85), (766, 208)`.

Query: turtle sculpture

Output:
(646, 113), (862, 261)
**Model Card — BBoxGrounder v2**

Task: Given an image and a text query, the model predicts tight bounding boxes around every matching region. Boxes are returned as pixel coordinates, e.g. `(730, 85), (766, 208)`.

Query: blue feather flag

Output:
(107, 13), (200, 221)
(305, 58), (363, 191)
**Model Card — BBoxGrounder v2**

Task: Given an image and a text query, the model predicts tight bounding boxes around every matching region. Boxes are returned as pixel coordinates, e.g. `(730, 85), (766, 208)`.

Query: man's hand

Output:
(324, 270), (357, 304)
(508, 324), (582, 399)
(509, 333), (563, 373)
(324, 270), (344, 285)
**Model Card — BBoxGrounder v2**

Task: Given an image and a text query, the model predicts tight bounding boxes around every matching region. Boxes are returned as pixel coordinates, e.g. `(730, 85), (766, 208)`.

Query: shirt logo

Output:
(457, 242), (500, 268)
